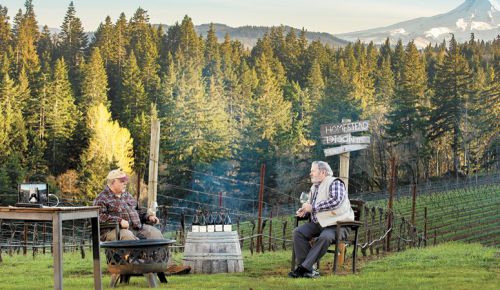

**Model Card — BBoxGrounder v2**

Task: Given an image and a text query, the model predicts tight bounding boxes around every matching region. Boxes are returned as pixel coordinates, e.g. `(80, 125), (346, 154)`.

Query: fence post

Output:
(250, 220), (256, 255)
(180, 210), (185, 246)
(282, 219), (287, 251)
(387, 157), (396, 252)
(424, 207), (428, 247)
(378, 207), (384, 254)
(43, 223), (46, 255)
(32, 223), (38, 259)
(268, 209), (273, 252)
(256, 163), (265, 253)
(397, 217), (404, 251)
(260, 219), (267, 253)
(369, 207), (376, 255)
(411, 183), (417, 226)
(72, 221), (76, 252)
(23, 222), (28, 255)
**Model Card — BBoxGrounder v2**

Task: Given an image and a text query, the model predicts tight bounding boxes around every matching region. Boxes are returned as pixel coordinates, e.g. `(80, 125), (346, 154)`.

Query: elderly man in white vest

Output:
(288, 161), (354, 278)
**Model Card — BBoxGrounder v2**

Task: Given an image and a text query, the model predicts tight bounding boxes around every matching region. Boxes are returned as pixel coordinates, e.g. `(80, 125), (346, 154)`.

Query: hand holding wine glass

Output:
(296, 192), (309, 217)
(299, 191), (309, 204)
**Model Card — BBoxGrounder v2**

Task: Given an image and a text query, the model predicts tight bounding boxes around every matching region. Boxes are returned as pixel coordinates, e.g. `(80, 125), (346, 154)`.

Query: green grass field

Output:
(0, 242), (498, 289)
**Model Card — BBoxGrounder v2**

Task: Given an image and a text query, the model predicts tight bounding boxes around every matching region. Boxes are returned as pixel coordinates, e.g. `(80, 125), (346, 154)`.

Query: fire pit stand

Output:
(101, 239), (176, 288)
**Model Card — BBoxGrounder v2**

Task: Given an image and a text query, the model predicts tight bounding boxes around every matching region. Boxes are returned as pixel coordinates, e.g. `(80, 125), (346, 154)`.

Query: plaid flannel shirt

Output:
(310, 179), (346, 224)
(93, 186), (148, 231)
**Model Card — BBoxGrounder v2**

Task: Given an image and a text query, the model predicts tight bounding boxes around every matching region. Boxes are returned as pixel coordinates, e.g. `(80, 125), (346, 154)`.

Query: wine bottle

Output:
(207, 211), (215, 232)
(192, 210), (200, 232)
(199, 211), (207, 232)
(223, 212), (232, 232)
(215, 211), (223, 232)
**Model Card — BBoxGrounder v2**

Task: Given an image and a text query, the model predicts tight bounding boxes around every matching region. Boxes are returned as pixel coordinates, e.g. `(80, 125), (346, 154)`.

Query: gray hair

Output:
(312, 161), (333, 176)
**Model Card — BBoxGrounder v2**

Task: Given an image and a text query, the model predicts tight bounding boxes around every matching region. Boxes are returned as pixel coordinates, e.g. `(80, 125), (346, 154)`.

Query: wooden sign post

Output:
(320, 119), (370, 193)
(147, 118), (160, 216)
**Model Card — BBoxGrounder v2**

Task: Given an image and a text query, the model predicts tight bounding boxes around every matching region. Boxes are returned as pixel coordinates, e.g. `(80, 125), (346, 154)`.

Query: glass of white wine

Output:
(299, 191), (309, 204)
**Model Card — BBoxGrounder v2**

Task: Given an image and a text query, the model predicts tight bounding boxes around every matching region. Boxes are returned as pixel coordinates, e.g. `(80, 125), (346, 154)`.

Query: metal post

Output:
(386, 156), (396, 252)
(424, 207), (428, 247)
(411, 183), (417, 225)
(268, 209), (273, 251)
(256, 163), (265, 253)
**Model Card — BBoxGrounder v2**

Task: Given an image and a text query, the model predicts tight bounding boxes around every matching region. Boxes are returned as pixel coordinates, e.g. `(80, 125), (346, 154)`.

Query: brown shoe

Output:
(166, 265), (191, 275)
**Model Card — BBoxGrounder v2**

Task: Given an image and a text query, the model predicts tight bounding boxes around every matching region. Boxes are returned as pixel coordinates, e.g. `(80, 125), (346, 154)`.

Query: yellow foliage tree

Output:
(78, 103), (134, 199)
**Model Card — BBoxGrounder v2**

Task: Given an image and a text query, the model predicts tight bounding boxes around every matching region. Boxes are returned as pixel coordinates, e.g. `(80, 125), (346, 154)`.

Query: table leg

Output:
(53, 214), (63, 290)
(91, 217), (102, 290)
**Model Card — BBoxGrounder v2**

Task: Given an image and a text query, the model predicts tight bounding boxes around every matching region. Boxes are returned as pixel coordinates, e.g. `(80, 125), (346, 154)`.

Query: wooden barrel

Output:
(183, 231), (244, 274)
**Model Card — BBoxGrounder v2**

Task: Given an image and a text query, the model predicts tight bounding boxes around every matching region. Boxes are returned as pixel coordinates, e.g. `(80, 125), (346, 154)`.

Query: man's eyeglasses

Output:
(117, 177), (129, 184)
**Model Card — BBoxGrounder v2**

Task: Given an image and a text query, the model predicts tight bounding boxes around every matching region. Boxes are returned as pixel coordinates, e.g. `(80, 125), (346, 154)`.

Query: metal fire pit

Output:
(101, 239), (176, 288)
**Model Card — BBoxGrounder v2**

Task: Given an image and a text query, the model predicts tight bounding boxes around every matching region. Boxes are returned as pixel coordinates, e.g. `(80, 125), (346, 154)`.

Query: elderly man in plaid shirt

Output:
(93, 169), (164, 241)
(289, 161), (354, 278)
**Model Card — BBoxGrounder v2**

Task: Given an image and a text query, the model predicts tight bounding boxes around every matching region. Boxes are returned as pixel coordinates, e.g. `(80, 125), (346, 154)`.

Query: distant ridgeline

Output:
(155, 23), (349, 48)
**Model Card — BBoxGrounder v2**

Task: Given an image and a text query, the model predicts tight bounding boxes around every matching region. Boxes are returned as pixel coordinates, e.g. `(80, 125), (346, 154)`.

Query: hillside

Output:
(157, 23), (349, 48)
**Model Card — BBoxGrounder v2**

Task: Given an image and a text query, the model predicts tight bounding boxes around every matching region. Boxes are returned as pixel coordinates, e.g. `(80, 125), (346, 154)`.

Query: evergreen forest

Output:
(0, 1), (498, 206)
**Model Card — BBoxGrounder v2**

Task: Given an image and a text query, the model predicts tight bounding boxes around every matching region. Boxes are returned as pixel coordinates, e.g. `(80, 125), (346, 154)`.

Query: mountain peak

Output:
(338, 0), (500, 48)
(454, 0), (500, 12)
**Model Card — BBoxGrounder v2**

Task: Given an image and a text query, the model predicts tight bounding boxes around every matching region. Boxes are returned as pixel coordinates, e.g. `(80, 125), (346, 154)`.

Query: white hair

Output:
(312, 161), (333, 176)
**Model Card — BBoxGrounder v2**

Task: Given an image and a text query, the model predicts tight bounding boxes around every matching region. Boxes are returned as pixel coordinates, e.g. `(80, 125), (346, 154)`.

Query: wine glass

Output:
(299, 192), (309, 204)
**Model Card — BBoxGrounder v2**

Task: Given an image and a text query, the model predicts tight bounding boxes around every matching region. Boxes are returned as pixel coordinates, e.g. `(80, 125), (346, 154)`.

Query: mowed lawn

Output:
(0, 242), (498, 289)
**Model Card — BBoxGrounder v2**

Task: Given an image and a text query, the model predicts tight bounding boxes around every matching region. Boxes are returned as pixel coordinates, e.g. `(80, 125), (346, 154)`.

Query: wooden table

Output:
(0, 206), (102, 290)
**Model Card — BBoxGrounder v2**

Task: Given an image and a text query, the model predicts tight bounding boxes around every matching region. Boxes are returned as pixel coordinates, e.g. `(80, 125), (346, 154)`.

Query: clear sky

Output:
(1, 0), (465, 34)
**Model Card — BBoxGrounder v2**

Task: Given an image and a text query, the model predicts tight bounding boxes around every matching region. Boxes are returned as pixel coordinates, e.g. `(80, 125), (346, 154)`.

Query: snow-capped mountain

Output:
(337, 0), (500, 48)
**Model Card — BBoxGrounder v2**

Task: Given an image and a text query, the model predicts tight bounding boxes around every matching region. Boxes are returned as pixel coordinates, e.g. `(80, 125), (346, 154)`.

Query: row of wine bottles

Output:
(192, 210), (232, 232)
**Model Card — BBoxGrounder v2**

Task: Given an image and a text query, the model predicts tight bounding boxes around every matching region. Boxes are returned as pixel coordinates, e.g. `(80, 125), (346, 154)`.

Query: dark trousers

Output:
(293, 222), (349, 271)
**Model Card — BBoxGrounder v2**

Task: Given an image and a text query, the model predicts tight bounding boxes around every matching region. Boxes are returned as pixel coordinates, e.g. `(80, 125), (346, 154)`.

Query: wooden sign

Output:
(324, 144), (369, 157)
(320, 120), (370, 137)
(321, 134), (371, 145)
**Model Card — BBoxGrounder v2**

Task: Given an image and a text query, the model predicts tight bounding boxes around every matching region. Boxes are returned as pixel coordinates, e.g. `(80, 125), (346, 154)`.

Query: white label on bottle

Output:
(199, 226), (207, 232)
(192, 225), (199, 232)
(215, 225), (223, 232)
(224, 225), (232, 232)
(207, 225), (215, 232)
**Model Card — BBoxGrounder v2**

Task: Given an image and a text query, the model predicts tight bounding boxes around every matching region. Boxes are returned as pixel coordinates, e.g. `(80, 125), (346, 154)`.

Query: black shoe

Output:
(288, 265), (308, 278)
(288, 270), (302, 278)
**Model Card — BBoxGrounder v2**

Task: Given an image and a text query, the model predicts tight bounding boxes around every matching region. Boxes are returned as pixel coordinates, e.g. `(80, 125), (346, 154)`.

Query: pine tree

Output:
(0, 5), (11, 60)
(79, 47), (109, 114)
(58, 1), (87, 86)
(203, 24), (221, 78)
(375, 55), (395, 109)
(92, 16), (115, 68)
(429, 36), (473, 175)
(386, 41), (428, 182)
(128, 8), (160, 101)
(0, 74), (19, 161)
(118, 51), (147, 124)
(46, 58), (80, 174)
(305, 59), (325, 109)
(37, 26), (53, 67)
(113, 13), (129, 69)
(392, 40), (405, 87)
(130, 111), (150, 182)
(16, 67), (31, 112)
(247, 53), (292, 157)
(12, 0), (40, 76)
(162, 52), (233, 180)
(203, 24), (225, 103)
